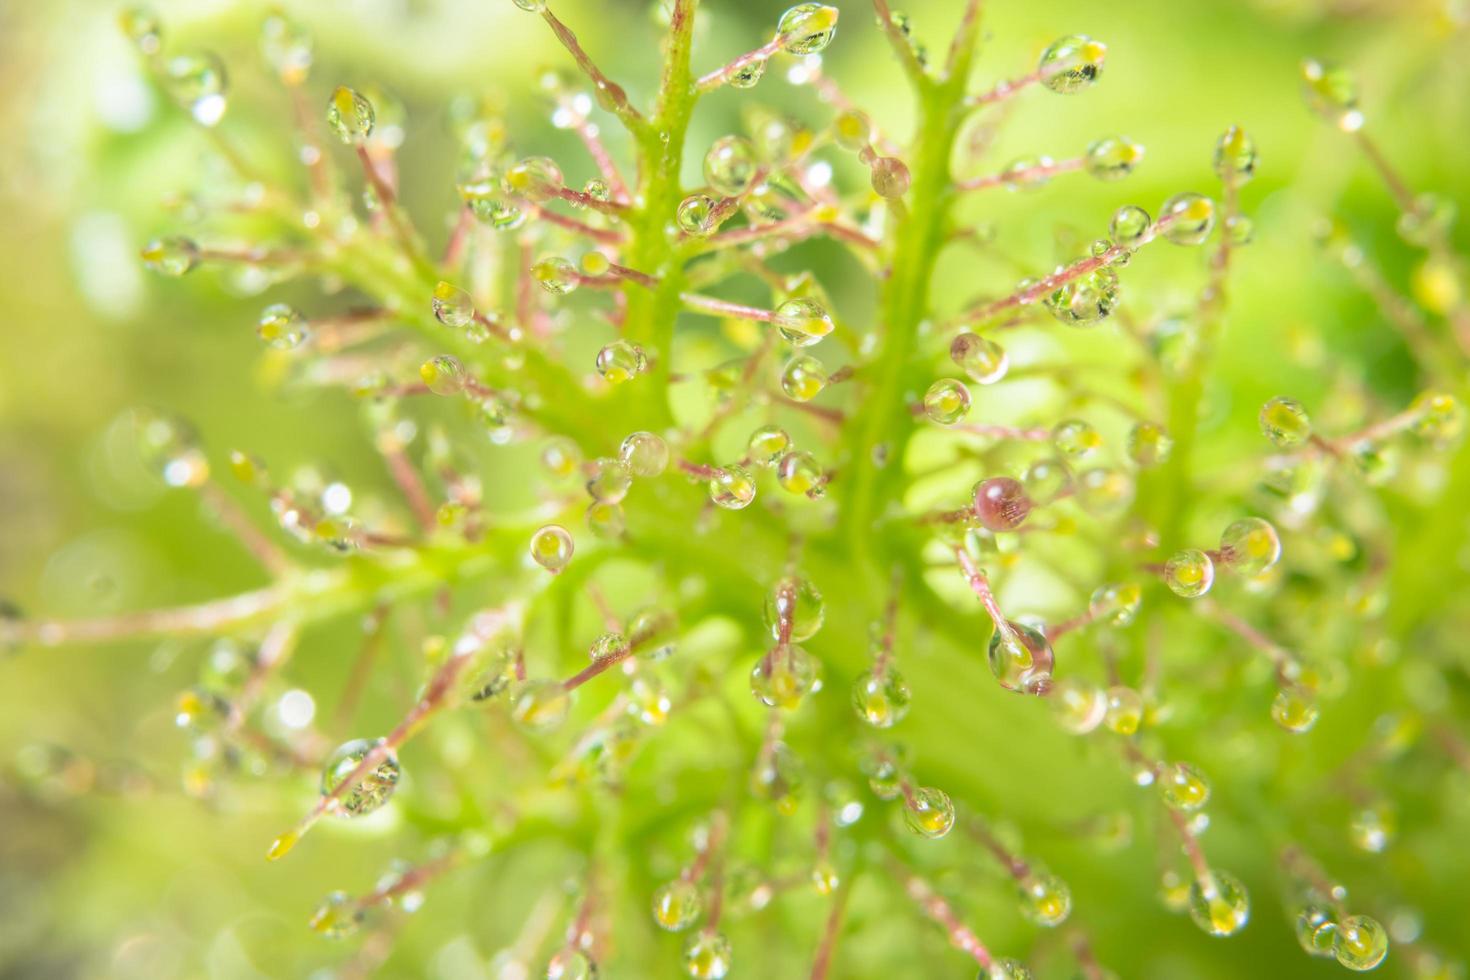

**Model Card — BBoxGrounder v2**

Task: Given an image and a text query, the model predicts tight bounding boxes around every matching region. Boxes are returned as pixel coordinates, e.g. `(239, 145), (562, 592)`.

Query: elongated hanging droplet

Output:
(326, 85), (375, 143)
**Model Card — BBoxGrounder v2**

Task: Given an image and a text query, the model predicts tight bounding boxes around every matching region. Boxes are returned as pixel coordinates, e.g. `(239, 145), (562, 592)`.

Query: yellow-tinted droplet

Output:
(267, 829), (299, 861)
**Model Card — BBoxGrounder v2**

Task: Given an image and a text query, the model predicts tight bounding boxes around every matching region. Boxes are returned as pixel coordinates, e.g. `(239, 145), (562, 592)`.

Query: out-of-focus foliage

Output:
(2, 0), (1469, 978)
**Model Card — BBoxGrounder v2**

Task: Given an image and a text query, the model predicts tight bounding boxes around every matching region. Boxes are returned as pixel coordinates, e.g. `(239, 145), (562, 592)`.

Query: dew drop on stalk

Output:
(141, 236), (200, 277)
(165, 53), (228, 126)
(1001, 156), (1055, 192)
(586, 500), (625, 539)
(1214, 125), (1257, 182)
(546, 949), (596, 980)
(1022, 458), (1072, 504)
(1161, 193), (1217, 246)
(1048, 268), (1119, 325)
(1271, 687), (1319, 733)
(682, 931), (732, 979)
(541, 438), (583, 480)
(588, 631), (628, 663)
(772, 298), (833, 347)
(1349, 801), (1395, 853)
(596, 339), (648, 384)
(676, 194), (716, 235)
(750, 644), (818, 709)
(973, 477), (1031, 532)
(1218, 517), (1281, 576)
(529, 524), (574, 572)
(1110, 205), (1151, 247)
(979, 959), (1033, 980)
(1164, 549), (1215, 598)
(833, 109), (871, 151)
(870, 156), (911, 198)
(1018, 872), (1072, 926)
(747, 425), (791, 466)
(1089, 582), (1142, 627)
(1333, 915), (1388, 971)
(1300, 59), (1363, 132)
(651, 879), (702, 931)
(586, 457), (633, 504)
(1188, 871), (1250, 936)
(922, 378), (971, 424)
(708, 465), (757, 510)
(1038, 34), (1107, 94)
(704, 136), (758, 196)
(1259, 396), (1312, 447)
(987, 622), (1055, 695)
(775, 451), (823, 497)
(506, 156), (563, 198)
(1052, 419), (1102, 458)
(1160, 761), (1211, 811)
(320, 738), (401, 817)
(1127, 421), (1173, 467)
(257, 303), (308, 349)
(510, 0), (546, 10)
(777, 3), (839, 55)
(510, 679), (570, 731)
(763, 577), (824, 641)
(134, 410), (209, 487)
(1104, 685), (1144, 734)
(460, 177), (526, 230)
(902, 786), (955, 839)
(1050, 677), (1108, 734)
(1085, 136), (1145, 180)
(420, 355), (467, 395)
(118, 7), (162, 56)
(1296, 904), (1338, 956)
(780, 355), (827, 402)
(309, 891), (364, 938)
(950, 332), (1008, 384)
(1410, 390), (1465, 446)
(730, 58), (766, 89)
(432, 280), (475, 328)
(326, 85), (374, 143)
(851, 666), (911, 728)
(580, 250), (612, 276)
(532, 256), (579, 295)
(620, 431), (669, 477)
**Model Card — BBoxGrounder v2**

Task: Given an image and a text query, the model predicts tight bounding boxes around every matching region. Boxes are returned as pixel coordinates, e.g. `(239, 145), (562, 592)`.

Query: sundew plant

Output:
(3, 0), (1470, 977)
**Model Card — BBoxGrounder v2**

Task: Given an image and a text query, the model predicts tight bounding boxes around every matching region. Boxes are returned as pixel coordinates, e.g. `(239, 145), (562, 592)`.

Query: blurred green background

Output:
(2, 0), (1468, 977)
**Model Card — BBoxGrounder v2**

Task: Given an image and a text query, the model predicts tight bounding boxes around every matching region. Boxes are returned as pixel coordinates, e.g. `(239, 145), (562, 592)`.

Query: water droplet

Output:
(1272, 688), (1320, 733)
(1259, 396), (1311, 447)
(1018, 872), (1072, 926)
(1214, 125), (1256, 182)
(652, 879), (703, 931)
(1039, 34), (1107, 94)
(1397, 193), (1455, 247)
(134, 409), (209, 487)
(1046, 268), (1118, 325)
(321, 738), (401, 817)
(1127, 421), (1173, 466)
(546, 949), (596, 980)
(420, 355), (467, 395)
(257, 303), (309, 349)
(141, 236), (200, 277)
(950, 332), (1008, 384)
(541, 438), (583, 480)
(682, 930), (732, 979)
(620, 431), (669, 477)
(775, 450), (823, 497)
(987, 622), (1055, 694)
(833, 109), (871, 151)
(870, 156), (911, 198)
(1410, 390), (1465, 446)
(1301, 59), (1363, 132)
(903, 786), (955, 839)
(922, 378), (971, 424)
(1023, 458), (1072, 504)
(310, 891), (364, 938)
(746, 425), (792, 465)
(532, 256), (579, 295)
(1160, 761), (1211, 811)
(260, 9), (313, 85)
(586, 457), (633, 503)
(1089, 582), (1142, 627)
(1188, 872), (1250, 936)
(586, 500), (626, 538)
(772, 298), (833, 347)
(780, 355), (827, 401)
(704, 136), (758, 196)
(1164, 549), (1215, 598)
(707, 465), (757, 509)
(432, 280), (476, 328)
(1333, 914), (1388, 970)
(459, 176), (526, 230)
(979, 958), (1033, 980)
(1161, 192), (1217, 245)
(1050, 677), (1108, 734)
(1218, 517), (1280, 576)
(1086, 135), (1145, 179)
(973, 477), (1031, 531)
(596, 339), (648, 384)
(119, 7), (163, 56)
(851, 665), (911, 727)
(165, 53), (228, 126)
(731, 58), (767, 89)
(530, 524), (575, 571)
(1052, 419), (1102, 457)
(1104, 685), (1144, 734)
(326, 85), (374, 144)
(1110, 205), (1151, 247)
(750, 644), (818, 709)
(676, 194), (716, 236)
(777, 4), (839, 55)
(506, 155), (564, 198)
(762, 577), (824, 641)
(510, 679), (570, 730)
